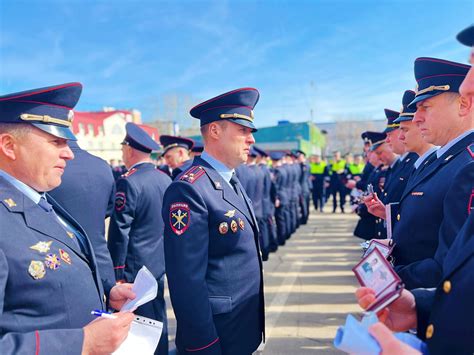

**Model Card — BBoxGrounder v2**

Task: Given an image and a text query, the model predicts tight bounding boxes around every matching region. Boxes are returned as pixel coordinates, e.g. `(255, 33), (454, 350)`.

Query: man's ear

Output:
(0, 134), (18, 161)
(208, 122), (221, 140)
(458, 94), (473, 118)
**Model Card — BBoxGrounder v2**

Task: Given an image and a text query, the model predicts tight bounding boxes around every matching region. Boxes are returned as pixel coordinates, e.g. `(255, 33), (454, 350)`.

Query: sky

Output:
(0, 0), (473, 128)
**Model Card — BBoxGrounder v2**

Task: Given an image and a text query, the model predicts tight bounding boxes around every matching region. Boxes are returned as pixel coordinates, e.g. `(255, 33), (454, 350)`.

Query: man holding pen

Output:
(0, 83), (135, 354)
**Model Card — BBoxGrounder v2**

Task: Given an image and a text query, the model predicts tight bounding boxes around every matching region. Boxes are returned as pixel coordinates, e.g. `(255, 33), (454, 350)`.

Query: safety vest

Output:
(348, 163), (359, 175)
(330, 159), (346, 173)
(310, 162), (327, 174)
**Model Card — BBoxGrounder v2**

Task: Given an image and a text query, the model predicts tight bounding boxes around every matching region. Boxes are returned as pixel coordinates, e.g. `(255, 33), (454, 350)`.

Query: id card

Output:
(353, 248), (404, 313)
(362, 239), (395, 259)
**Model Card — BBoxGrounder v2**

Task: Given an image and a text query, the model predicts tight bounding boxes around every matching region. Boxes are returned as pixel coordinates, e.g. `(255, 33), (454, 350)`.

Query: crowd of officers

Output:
(349, 25), (474, 354)
(0, 24), (472, 355)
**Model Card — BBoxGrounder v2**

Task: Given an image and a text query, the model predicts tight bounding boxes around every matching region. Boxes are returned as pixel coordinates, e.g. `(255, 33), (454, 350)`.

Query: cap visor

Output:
(408, 92), (444, 109)
(394, 115), (414, 123)
(383, 126), (399, 133)
(228, 118), (258, 132)
(457, 26), (474, 47)
(32, 123), (77, 140)
(370, 142), (384, 152)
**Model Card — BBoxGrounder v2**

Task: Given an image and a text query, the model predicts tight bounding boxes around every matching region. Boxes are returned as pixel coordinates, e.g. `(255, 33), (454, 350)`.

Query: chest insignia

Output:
(30, 241), (53, 253)
(411, 192), (424, 196)
(224, 210), (236, 218)
(28, 260), (46, 280)
(44, 253), (61, 270)
(59, 249), (72, 265)
(230, 220), (238, 233)
(219, 222), (229, 234)
(238, 218), (245, 230)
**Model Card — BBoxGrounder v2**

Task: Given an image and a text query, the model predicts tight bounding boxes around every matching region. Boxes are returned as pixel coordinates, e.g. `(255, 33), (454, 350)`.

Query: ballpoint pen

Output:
(91, 310), (117, 319)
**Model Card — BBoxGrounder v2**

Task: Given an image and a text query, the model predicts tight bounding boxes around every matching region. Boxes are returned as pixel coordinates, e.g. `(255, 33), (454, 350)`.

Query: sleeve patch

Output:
(115, 192), (126, 211)
(169, 202), (190, 235)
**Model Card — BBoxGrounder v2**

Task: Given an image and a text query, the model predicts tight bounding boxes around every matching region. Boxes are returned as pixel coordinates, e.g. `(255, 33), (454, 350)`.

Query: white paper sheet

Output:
(121, 266), (158, 312)
(113, 315), (163, 355)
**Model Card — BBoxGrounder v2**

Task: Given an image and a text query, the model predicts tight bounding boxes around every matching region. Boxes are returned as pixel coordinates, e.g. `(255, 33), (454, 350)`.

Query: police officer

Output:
(191, 139), (204, 157)
(381, 108), (417, 204)
(162, 88), (264, 355)
(370, 108), (417, 238)
(353, 132), (387, 240)
(0, 83), (135, 354)
(295, 150), (311, 224)
(366, 91), (437, 232)
(270, 151), (291, 245)
(329, 151), (349, 213)
(356, 24), (474, 355)
(49, 139), (116, 296)
(246, 147), (270, 260)
(367, 57), (473, 290)
(107, 122), (171, 354)
(254, 146), (279, 253)
(309, 154), (329, 212)
(159, 134), (194, 179)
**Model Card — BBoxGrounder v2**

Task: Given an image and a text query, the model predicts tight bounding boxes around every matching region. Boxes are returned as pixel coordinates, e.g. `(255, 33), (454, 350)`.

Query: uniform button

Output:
(443, 280), (451, 293)
(377, 232), (381, 236)
(384, 192), (387, 196)
(426, 324), (434, 339)
(397, 214), (400, 221)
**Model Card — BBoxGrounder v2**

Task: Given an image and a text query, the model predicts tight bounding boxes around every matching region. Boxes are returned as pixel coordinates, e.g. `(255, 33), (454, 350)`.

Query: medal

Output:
(231, 220), (238, 233)
(59, 249), (72, 265)
(44, 253), (61, 270)
(28, 260), (46, 280)
(219, 222), (229, 234)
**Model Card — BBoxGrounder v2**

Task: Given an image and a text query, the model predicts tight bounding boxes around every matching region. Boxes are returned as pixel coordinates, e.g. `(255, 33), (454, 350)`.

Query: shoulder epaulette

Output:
(467, 143), (474, 158)
(179, 165), (205, 183)
(121, 168), (137, 178)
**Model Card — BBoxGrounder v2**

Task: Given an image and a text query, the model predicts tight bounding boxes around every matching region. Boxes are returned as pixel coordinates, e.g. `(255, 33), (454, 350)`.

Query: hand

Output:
(109, 283), (136, 311)
(346, 180), (356, 189)
(363, 193), (386, 219)
(369, 323), (421, 355)
(82, 312), (135, 355)
(355, 287), (417, 332)
(354, 176), (361, 182)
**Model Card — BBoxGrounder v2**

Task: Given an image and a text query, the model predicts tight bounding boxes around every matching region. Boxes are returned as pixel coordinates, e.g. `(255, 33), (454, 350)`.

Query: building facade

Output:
(72, 109), (159, 162)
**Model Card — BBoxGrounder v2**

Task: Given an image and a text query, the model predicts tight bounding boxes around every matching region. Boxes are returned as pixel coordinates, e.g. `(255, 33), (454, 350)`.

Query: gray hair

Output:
(0, 123), (33, 138)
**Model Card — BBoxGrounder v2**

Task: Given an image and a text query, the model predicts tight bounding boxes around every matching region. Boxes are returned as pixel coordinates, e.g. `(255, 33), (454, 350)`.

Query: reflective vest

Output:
(310, 162), (327, 174)
(348, 163), (359, 175)
(330, 160), (346, 173)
